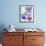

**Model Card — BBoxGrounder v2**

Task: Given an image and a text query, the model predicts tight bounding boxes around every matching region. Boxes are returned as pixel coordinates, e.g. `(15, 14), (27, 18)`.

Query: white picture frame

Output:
(19, 5), (34, 23)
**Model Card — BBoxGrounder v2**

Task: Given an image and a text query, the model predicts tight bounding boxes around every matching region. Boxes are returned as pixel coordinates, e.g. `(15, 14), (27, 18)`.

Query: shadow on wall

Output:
(0, 24), (7, 43)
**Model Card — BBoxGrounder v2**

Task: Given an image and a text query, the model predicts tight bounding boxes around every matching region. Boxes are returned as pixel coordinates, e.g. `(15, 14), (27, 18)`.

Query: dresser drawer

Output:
(3, 44), (15, 46)
(32, 36), (45, 44)
(3, 32), (23, 36)
(24, 32), (44, 36)
(3, 43), (23, 46)
(31, 44), (44, 46)
(3, 35), (23, 44)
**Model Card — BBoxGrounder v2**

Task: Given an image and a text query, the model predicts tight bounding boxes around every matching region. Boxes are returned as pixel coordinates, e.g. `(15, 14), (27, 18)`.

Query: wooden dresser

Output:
(2, 29), (45, 46)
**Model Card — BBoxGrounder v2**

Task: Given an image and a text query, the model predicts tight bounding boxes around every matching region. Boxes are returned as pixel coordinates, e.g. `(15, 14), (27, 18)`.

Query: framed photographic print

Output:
(19, 5), (34, 23)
